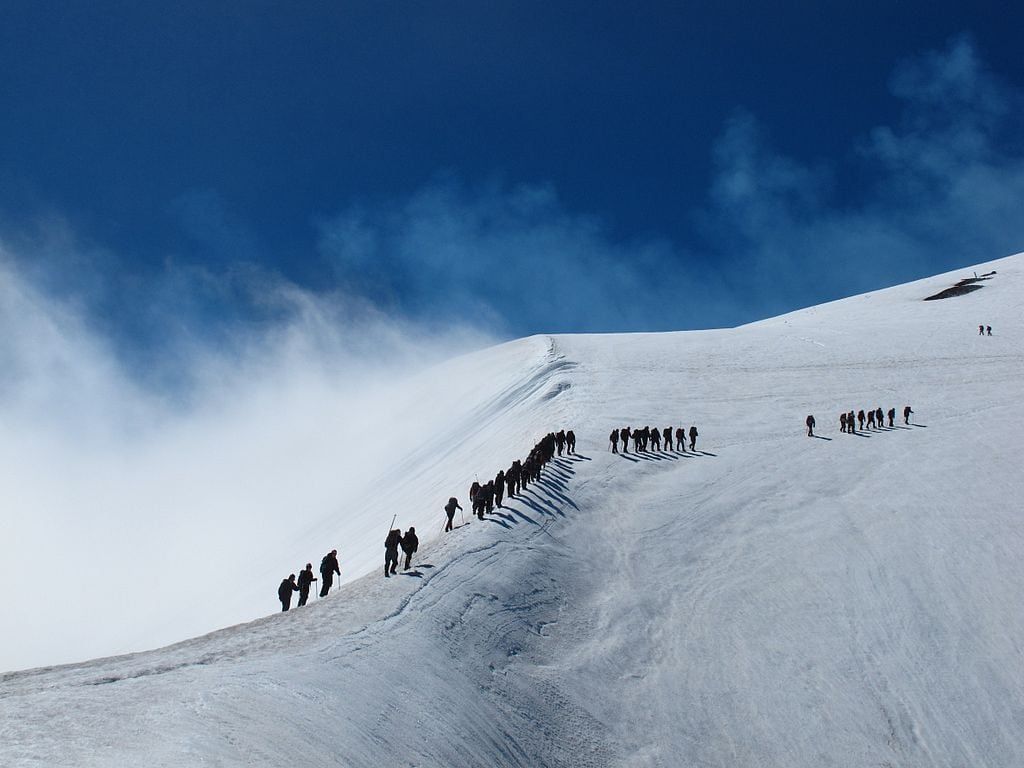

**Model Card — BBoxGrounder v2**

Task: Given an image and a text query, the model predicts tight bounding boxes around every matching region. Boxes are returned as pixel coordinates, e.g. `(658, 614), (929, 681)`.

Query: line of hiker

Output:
(837, 405), (914, 433)
(458, 429), (576, 527)
(608, 425), (698, 454)
(279, 430), (576, 607)
(278, 551), (339, 612)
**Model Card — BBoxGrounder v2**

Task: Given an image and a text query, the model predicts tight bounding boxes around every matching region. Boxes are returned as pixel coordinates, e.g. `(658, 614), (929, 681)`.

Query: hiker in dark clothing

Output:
(806, 414), (815, 436)
(484, 480), (495, 513)
(979, 324), (985, 335)
(401, 527), (419, 570)
(566, 430), (576, 454)
(840, 412), (847, 433)
(634, 429), (643, 452)
(473, 491), (486, 519)
(445, 497), (462, 532)
(663, 427), (672, 450)
(297, 564), (316, 607)
(495, 470), (506, 508)
(675, 427), (686, 451)
(867, 409), (875, 428)
(848, 410), (856, 433)
(610, 428), (619, 453)
(875, 407), (884, 428)
(689, 425), (698, 451)
(510, 461), (522, 496)
(541, 434), (555, 463)
(469, 481), (481, 505)
(278, 574), (299, 611)
(857, 410), (866, 430)
(903, 405), (913, 424)
(620, 427), (631, 453)
(319, 550), (340, 597)
(887, 408), (895, 427)
(987, 325), (992, 336)
(650, 428), (661, 450)
(384, 529), (402, 577)
(555, 430), (566, 456)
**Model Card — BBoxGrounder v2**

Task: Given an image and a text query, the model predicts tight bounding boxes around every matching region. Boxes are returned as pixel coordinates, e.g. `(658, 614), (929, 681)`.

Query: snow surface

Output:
(2, 255), (1023, 766)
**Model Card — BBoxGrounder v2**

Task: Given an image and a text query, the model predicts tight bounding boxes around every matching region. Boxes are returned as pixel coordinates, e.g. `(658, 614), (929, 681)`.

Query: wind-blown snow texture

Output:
(3, 255), (1023, 767)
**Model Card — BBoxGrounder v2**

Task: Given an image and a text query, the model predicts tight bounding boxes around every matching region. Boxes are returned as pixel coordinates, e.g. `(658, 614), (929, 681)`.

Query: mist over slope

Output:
(2, 253), (1022, 767)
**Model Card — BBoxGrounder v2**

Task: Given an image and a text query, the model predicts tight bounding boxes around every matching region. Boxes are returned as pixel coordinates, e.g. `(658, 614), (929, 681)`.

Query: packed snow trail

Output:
(2, 255), (1024, 766)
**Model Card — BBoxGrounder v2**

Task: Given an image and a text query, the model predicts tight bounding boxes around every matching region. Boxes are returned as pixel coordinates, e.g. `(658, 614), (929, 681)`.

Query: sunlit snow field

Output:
(2, 254), (1022, 767)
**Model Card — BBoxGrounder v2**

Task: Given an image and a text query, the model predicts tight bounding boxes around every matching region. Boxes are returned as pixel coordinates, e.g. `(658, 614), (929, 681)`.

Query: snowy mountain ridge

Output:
(2, 253), (1023, 767)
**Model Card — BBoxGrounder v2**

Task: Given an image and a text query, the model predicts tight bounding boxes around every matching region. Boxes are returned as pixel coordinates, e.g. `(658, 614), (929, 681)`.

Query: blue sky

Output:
(2, 1), (1024, 359)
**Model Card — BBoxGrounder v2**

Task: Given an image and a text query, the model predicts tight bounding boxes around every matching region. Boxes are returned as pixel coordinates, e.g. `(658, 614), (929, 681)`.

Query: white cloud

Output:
(0, 247), (489, 671)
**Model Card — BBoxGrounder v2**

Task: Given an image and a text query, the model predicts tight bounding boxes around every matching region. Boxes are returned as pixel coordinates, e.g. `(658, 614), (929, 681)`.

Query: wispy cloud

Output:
(0, 242), (489, 671)
(317, 178), (729, 333)
(318, 37), (1024, 329)
(701, 35), (1024, 317)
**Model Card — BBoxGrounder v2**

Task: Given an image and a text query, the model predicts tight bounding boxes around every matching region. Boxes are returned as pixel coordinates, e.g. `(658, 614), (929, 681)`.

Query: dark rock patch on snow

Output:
(924, 275), (993, 301)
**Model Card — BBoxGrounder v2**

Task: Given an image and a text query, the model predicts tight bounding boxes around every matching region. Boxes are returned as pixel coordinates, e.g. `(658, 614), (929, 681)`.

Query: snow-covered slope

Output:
(2, 255), (1023, 767)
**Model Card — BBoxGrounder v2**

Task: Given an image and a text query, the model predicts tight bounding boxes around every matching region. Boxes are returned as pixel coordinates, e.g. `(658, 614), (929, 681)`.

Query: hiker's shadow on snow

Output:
(567, 454), (592, 462)
(505, 506), (538, 525)
(484, 517), (512, 530)
(912, 424), (928, 428)
(851, 432), (871, 438)
(520, 490), (565, 518)
(698, 451), (718, 456)
(647, 451), (678, 460)
(543, 485), (579, 510)
(534, 494), (567, 517)
(539, 468), (574, 486)
(891, 426), (911, 430)
(400, 571), (423, 578)
(811, 436), (832, 441)
(419, 564), (435, 569)
(618, 454), (639, 463)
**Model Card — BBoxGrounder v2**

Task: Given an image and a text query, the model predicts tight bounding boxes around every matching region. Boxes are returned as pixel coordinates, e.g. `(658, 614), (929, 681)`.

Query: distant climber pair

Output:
(385, 527), (419, 576)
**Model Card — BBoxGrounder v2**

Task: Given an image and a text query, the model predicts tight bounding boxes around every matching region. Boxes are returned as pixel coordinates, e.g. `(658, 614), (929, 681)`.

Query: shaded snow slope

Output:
(2, 254), (1023, 767)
